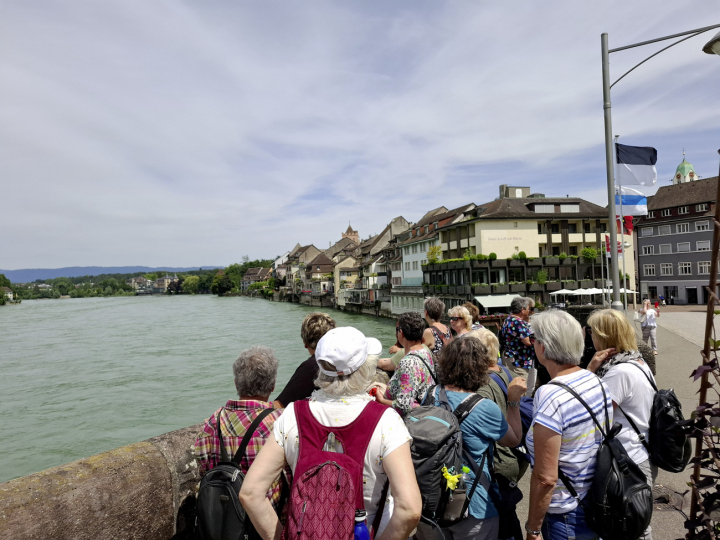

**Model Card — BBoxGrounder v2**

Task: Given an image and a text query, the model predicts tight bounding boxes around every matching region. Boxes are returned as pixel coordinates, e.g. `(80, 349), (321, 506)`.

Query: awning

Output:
(572, 288), (603, 295)
(549, 289), (576, 295)
(474, 294), (520, 308)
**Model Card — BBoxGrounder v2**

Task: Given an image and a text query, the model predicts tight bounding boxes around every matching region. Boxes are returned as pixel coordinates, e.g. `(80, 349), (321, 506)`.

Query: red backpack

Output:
(282, 400), (388, 540)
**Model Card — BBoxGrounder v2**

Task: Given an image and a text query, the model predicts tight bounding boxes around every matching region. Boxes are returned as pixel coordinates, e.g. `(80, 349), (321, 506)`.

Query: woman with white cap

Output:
(240, 327), (422, 540)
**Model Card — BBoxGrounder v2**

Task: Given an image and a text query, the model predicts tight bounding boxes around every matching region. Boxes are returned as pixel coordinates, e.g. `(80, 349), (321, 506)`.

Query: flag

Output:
(616, 143), (657, 185)
(616, 216), (634, 234)
(615, 186), (648, 216)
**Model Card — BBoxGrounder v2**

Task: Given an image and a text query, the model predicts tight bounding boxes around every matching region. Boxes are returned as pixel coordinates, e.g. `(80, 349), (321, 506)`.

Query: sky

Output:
(1, 1), (718, 269)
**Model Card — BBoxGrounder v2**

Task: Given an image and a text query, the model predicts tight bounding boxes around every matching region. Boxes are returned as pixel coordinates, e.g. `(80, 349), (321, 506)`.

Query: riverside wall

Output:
(0, 424), (202, 540)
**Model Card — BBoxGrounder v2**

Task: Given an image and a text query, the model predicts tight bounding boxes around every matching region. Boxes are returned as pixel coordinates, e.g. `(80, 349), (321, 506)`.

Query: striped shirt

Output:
(194, 399), (289, 508)
(526, 370), (613, 513)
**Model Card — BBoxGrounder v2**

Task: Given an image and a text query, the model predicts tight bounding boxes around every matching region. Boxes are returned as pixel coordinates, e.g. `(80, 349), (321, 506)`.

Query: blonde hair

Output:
(587, 309), (637, 353)
(448, 306), (472, 331)
(467, 328), (499, 366)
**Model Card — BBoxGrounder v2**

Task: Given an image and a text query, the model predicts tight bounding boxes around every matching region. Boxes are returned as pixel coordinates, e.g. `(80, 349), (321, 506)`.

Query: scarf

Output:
(595, 349), (643, 379)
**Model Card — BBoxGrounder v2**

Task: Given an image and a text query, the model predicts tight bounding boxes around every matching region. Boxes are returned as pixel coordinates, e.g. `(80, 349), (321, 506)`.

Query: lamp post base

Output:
(611, 300), (624, 311)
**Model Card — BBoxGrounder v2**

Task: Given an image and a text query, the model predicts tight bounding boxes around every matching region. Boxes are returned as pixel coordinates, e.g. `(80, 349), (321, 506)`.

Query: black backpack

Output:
(551, 381), (653, 540)
(404, 385), (483, 530)
(619, 361), (692, 473)
(195, 408), (279, 540)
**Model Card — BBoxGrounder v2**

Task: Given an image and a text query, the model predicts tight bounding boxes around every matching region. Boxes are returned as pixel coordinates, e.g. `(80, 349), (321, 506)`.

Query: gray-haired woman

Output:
(525, 310), (612, 540)
(241, 327), (422, 540)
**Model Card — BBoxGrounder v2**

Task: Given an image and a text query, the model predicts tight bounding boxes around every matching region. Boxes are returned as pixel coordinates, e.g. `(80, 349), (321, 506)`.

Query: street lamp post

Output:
(600, 23), (720, 311)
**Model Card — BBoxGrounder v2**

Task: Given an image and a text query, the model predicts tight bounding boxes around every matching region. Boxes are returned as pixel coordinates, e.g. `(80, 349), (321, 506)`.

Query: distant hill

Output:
(0, 266), (223, 283)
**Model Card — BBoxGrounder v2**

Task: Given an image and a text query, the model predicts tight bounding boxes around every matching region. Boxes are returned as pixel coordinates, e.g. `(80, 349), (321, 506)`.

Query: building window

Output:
(697, 240), (711, 251)
(560, 204), (580, 213)
(659, 244), (672, 254)
(412, 244), (418, 254)
(584, 223), (591, 233)
(421, 259), (427, 265)
(661, 209), (671, 217)
(535, 204), (555, 213)
(537, 224), (542, 234)
(643, 264), (655, 276)
(412, 261), (418, 270)
(647, 211), (655, 218)
(642, 245), (654, 255)
(404, 262), (410, 271)
(677, 242), (691, 252)
(598, 223), (608, 232)
(658, 225), (671, 235)
(697, 221), (710, 231)
(678, 206), (689, 215)
(551, 224), (560, 234)
(404, 246), (409, 254)
(469, 224), (475, 237)
(678, 262), (692, 275)
(699, 261), (711, 275)
(677, 223), (689, 233)
(568, 223), (577, 234)
(641, 227), (653, 237)
(660, 263), (673, 276)
(697, 203), (708, 212)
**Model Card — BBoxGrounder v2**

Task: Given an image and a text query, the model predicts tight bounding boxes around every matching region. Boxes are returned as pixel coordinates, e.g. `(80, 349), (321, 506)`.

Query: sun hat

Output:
(315, 327), (382, 377)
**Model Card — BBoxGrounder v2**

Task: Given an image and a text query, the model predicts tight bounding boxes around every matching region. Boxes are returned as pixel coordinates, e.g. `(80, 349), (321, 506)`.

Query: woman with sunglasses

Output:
(447, 305), (472, 337)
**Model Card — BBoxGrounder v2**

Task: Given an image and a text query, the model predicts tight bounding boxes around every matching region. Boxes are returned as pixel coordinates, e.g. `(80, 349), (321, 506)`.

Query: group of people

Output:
(194, 297), (662, 540)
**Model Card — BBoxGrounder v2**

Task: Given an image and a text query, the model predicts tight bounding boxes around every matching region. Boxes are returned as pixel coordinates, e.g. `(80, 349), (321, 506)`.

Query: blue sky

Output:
(1, 1), (718, 269)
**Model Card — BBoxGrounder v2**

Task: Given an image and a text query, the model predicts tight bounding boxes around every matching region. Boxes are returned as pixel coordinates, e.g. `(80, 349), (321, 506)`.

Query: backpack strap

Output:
(549, 380), (610, 437)
(232, 408), (276, 464)
(453, 394), (484, 425)
(371, 479), (390, 537)
(625, 360), (658, 392)
(616, 403), (651, 454)
(462, 447), (498, 517)
(431, 325), (450, 346)
(489, 366), (514, 396)
(406, 351), (437, 383)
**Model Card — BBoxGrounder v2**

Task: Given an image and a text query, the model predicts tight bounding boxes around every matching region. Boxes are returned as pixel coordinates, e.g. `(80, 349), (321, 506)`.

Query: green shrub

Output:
(536, 270), (548, 285)
(558, 252), (567, 261)
(488, 253), (497, 260)
(580, 247), (598, 263)
(463, 248), (473, 260)
(518, 251), (527, 260)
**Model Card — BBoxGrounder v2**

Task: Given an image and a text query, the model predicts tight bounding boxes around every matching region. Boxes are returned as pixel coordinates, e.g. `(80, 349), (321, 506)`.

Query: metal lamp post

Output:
(600, 23), (720, 311)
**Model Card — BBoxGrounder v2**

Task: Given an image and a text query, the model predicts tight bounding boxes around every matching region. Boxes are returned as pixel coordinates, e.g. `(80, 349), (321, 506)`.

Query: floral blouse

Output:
(499, 315), (536, 370)
(386, 348), (436, 415)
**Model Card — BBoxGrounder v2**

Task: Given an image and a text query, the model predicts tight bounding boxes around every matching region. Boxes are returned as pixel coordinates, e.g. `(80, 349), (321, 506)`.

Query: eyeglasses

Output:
(449, 317), (460, 322)
(529, 336), (538, 345)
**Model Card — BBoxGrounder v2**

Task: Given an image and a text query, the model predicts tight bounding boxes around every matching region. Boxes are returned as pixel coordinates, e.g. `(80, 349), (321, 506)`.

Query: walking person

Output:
(240, 327), (422, 540)
(498, 297), (536, 377)
(525, 310), (612, 540)
(586, 309), (657, 540)
(374, 312), (436, 415)
(638, 299), (659, 354)
(422, 297), (452, 356)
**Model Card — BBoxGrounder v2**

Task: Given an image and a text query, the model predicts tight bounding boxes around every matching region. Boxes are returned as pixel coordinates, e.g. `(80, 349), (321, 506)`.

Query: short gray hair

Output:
(424, 297), (445, 320)
(315, 354), (378, 396)
(233, 346), (279, 397)
(510, 296), (534, 314)
(530, 309), (583, 366)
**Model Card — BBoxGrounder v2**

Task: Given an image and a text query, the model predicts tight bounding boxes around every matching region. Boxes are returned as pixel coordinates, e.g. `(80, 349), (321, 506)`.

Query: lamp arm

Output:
(611, 30), (704, 88)
(609, 23), (720, 53)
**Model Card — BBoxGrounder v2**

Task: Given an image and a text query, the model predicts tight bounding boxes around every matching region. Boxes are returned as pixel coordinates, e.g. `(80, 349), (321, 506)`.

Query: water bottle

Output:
(354, 509), (370, 540)
(461, 466), (472, 486)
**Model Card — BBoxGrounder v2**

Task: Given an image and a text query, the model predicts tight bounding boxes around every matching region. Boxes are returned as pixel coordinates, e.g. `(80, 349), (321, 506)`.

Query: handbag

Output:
(633, 311), (646, 324)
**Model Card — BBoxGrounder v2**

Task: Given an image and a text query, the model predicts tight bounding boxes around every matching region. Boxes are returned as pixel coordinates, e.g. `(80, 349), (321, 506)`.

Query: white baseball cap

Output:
(315, 327), (383, 377)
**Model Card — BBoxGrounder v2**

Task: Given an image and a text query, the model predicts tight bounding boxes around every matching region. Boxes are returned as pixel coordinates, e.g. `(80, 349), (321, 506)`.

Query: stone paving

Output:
(514, 309), (712, 540)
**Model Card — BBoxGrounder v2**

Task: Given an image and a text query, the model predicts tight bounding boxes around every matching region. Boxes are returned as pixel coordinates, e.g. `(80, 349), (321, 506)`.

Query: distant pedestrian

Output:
(422, 297), (452, 356)
(638, 299), (659, 354)
(273, 312), (336, 408)
(498, 297), (537, 377)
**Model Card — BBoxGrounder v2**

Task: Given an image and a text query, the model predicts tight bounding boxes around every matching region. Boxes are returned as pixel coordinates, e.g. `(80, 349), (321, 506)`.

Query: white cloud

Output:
(1, 1), (718, 268)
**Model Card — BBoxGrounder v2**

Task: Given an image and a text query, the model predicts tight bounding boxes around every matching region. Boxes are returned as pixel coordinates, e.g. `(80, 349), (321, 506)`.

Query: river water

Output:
(0, 295), (397, 483)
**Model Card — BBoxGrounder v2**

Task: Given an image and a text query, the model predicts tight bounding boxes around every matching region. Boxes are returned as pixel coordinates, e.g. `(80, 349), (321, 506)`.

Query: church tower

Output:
(342, 224), (359, 245)
(672, 152), (698, 184)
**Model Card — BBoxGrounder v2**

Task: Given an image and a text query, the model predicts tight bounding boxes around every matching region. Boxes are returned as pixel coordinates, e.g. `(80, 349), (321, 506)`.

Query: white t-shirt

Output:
(642, 309), (657, 327)
(272, 391), (412, 534)
(602, 360), (655, 464)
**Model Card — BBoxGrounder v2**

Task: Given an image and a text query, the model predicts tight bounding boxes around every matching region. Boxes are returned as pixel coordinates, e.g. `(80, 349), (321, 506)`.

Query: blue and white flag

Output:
(615, 186), (648, 216)
(616, 143), (657, 186)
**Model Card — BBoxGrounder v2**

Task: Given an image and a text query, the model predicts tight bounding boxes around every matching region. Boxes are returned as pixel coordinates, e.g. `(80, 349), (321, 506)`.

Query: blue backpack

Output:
(488, 367), (534, 441)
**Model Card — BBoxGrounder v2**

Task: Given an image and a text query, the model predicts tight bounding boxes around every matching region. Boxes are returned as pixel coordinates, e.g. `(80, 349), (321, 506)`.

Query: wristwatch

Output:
(525, 523), (541, 536)
(507, 400), (520, 408)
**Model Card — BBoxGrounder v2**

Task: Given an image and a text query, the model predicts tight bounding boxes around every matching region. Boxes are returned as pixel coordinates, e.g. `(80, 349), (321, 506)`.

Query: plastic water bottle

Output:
(354, 509), (370, 540)
(461, 466), (472, 487)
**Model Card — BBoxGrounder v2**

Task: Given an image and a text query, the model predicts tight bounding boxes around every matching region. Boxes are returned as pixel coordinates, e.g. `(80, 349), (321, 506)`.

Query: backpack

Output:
(282, 399), (388, 540)
(619, 361), (692, 472)
(405, 385), (484, 530)
(550, 381), (653, 540)
(195, 408), (277, 540)
(489, 367), (534, 442)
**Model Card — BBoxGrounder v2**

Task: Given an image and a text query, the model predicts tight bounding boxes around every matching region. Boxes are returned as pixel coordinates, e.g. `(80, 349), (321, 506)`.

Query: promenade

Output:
(515, 306), (710, 540)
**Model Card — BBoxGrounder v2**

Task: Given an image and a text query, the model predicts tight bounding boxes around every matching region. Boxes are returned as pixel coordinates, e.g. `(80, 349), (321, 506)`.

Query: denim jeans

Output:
(541, 503), (598, 540)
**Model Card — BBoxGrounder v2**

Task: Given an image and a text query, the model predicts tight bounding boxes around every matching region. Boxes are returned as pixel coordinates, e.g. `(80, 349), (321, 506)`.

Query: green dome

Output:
(676, 158), (695, 177)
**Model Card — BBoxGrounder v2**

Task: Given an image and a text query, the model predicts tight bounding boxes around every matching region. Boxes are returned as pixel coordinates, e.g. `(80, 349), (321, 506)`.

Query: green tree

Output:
(182, 275), (200, 294)
(0, 274), (12, 289)
(143, 273), (158, 281)
(581, 247), (598, 263)
(427, 245), (442, 264)
(211, 273), (233, 296)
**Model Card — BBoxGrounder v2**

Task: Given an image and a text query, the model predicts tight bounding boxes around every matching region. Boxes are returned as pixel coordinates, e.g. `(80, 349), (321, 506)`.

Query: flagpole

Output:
(615, 136), (628, 311)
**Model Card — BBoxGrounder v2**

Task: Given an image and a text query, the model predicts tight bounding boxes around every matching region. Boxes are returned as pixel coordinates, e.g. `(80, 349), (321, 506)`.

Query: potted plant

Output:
(528, 281), (544, 292)
(545, 281), (561, 291)
(581, 247), (598, 264)
(458, 285), (471, 295)
(472, 255), (489, 269)
(448, 285), (457, 294)
(527, 257), (543, 267)
(492, 283), (509, 293)
(510, 282), (526, 293)
(473, 283), (491, 294)
(580, 280), (594, 288)
(562, 280), (578, 290)
(509, 255), (525, 267)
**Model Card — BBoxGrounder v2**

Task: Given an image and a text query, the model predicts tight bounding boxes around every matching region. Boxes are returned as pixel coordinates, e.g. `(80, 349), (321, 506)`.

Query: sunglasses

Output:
(449, 317), (460, 322)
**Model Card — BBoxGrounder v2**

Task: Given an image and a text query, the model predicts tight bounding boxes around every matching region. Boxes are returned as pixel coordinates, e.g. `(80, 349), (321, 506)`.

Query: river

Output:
(0, 295), (397, 483)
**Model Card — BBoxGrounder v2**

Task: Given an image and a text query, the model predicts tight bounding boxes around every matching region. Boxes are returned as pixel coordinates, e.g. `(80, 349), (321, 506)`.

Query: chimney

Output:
(499, 184), (507, 199)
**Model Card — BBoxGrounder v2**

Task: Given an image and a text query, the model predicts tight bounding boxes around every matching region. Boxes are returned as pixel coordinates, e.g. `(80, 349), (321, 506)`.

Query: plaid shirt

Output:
(195, 399), (289, 508)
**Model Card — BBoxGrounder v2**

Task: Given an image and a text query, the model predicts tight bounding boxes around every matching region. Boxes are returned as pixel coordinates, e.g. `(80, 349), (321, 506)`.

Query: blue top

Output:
(431, 389), (508, 519)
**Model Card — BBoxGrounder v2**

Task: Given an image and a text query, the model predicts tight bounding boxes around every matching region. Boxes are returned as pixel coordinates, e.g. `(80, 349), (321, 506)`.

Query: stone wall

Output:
(0, 424), (203, 540)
